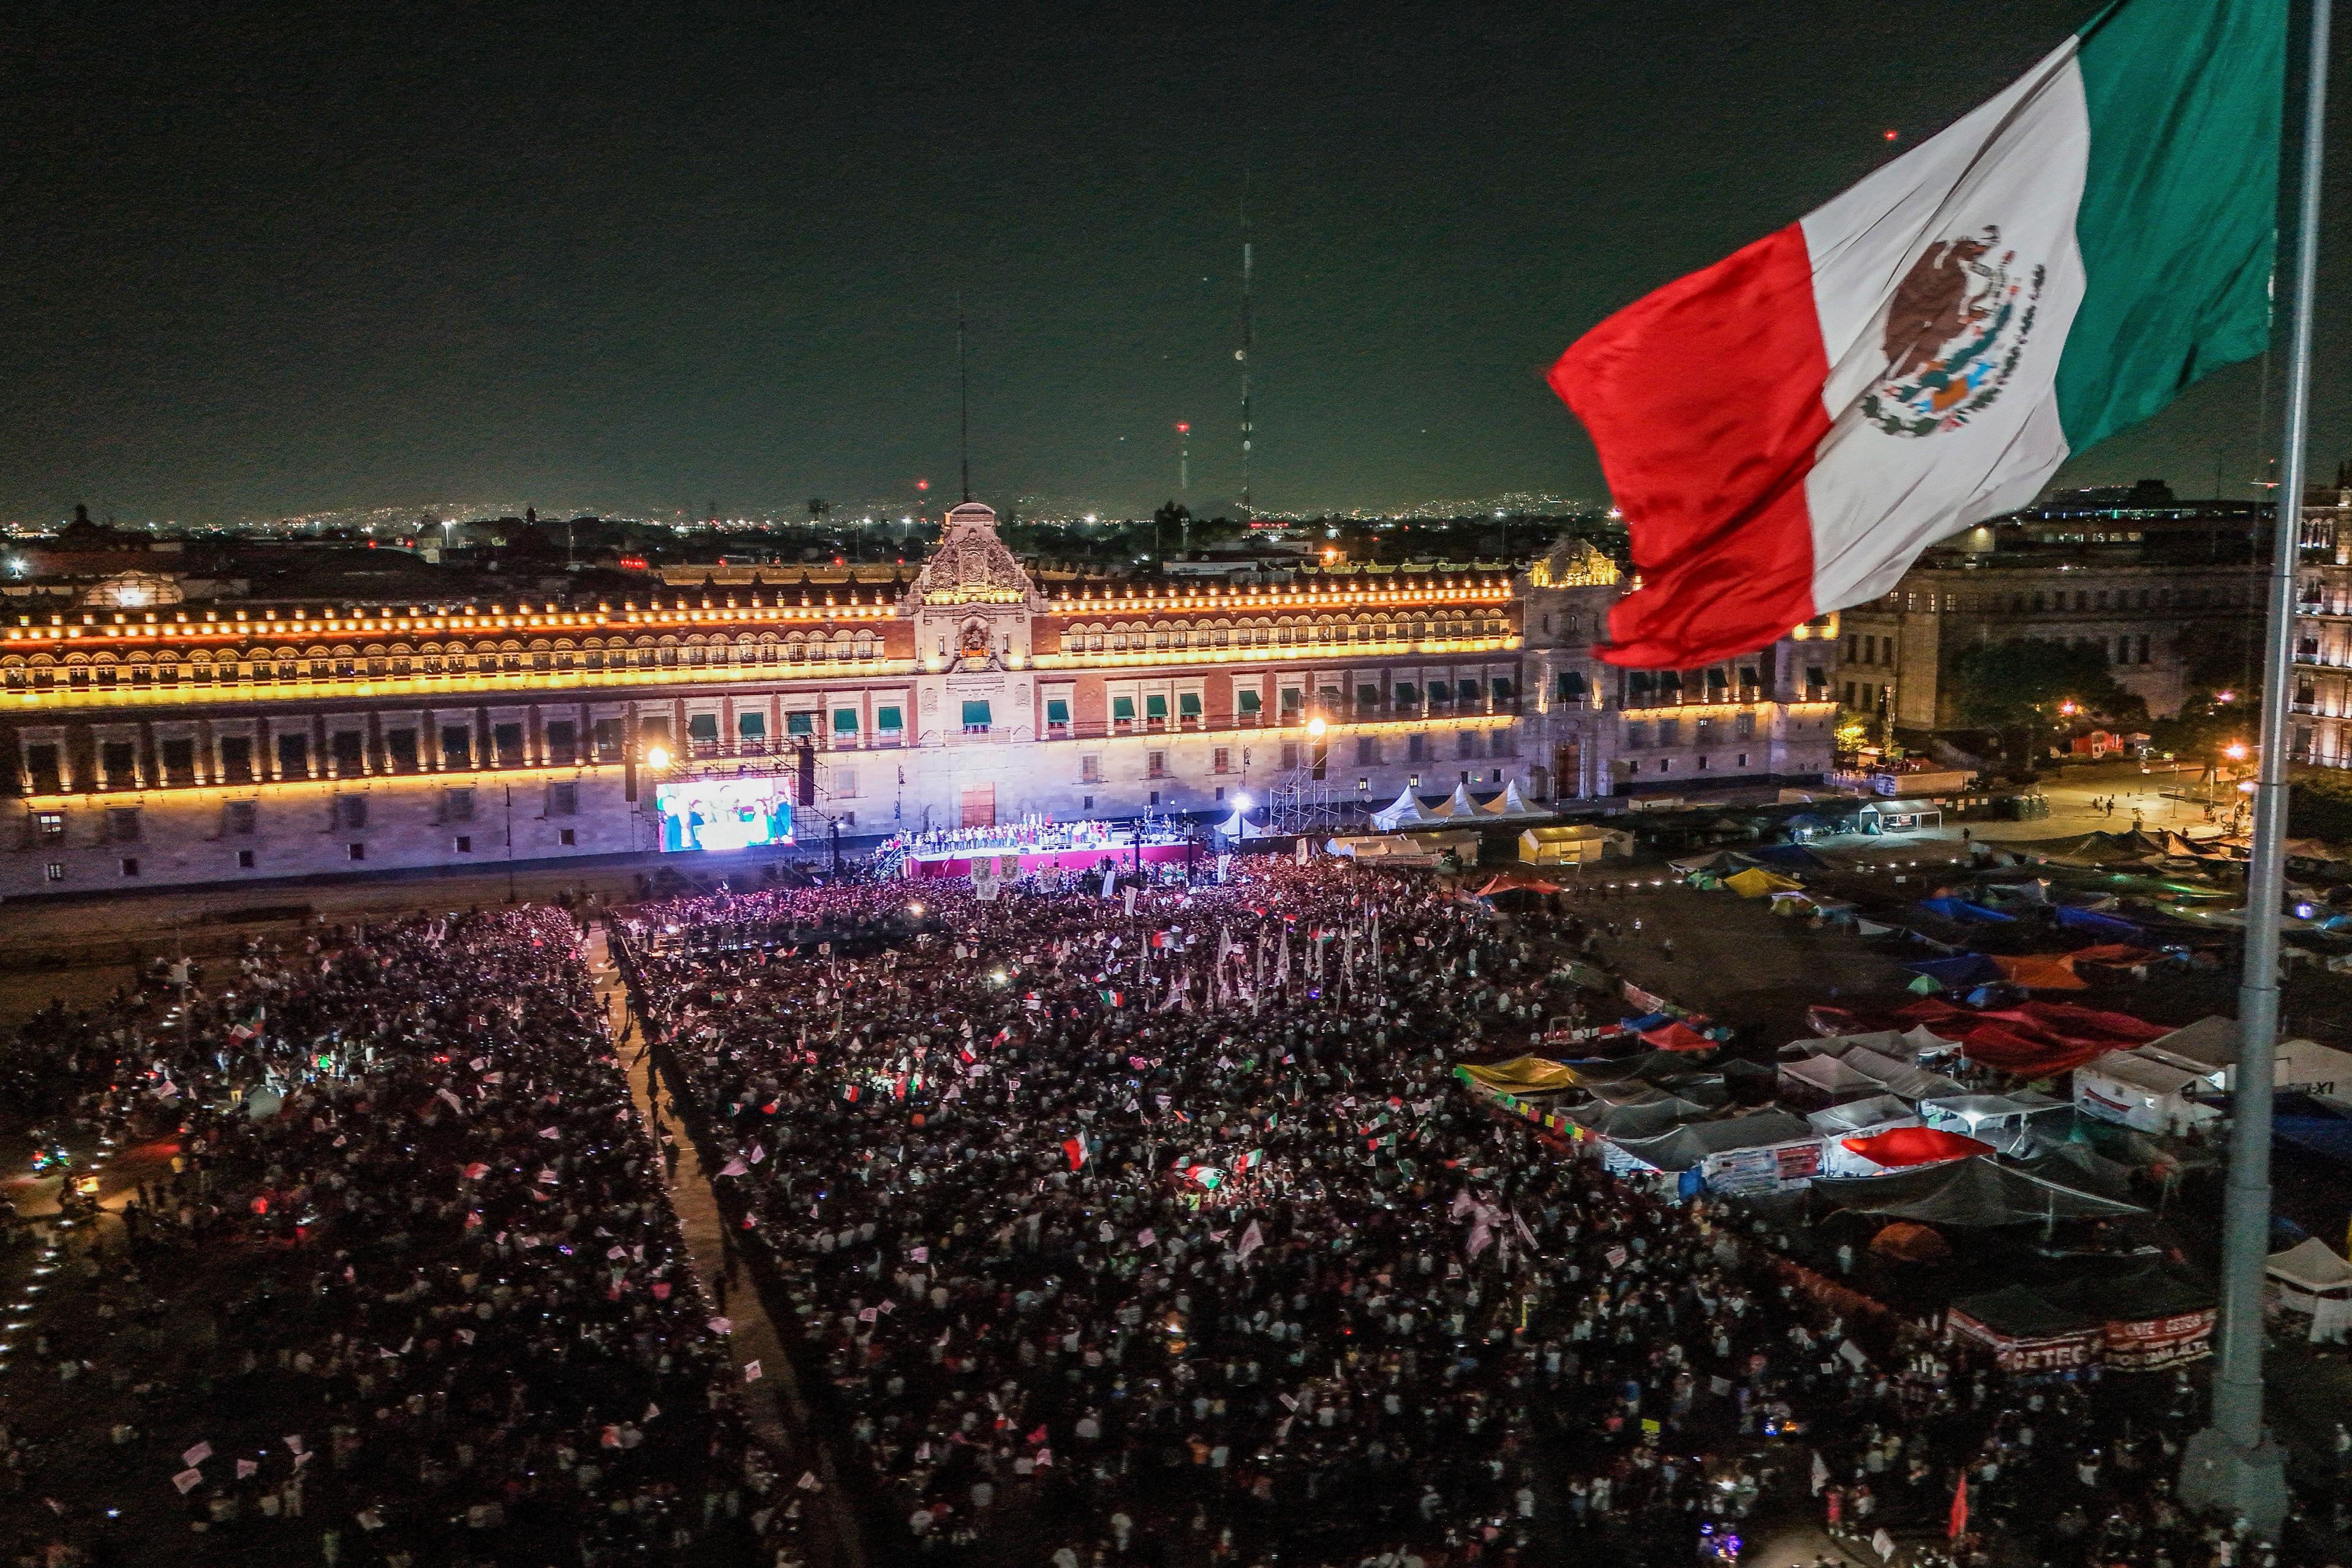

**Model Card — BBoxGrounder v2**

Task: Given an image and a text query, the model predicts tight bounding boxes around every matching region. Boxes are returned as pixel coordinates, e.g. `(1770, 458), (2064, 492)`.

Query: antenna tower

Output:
(1238, 183), (1255, 518)
(957, 294), (972, 503)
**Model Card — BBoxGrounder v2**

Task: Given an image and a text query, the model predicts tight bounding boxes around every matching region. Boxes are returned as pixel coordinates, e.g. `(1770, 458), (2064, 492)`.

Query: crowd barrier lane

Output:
(599, 925), (867, 1568)
(640, 1025), (868, 1568)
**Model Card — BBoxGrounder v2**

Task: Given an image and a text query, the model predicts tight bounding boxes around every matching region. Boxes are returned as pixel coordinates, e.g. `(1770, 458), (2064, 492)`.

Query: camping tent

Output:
(1477, 780), (1546, 818)
(1371, 786), (1441, 832)
(1838, 1125), (1994, 1172)
(1948, 1284), (2104, 1373)
(1432, 783), (1482, 821)
(1904, 1024), (1964, 1061)
(1604, 1110), (1822, 1194)
(1919, 1093), (2064, 1154)
(2054, 905), (2148, 942)
(2267, 1238), (2352, 1343)
(1838, 1045), (1967, 1102)
(1455, 1056), (1581, 1095)
(1473, 870), (1564, 897)
(1807, 1095), (1918, 1140)
(1811, 1155), (2144, 1226)
(2075, 1049), (2220, 1136)
(1215, 805), (1270, 839)
(1668, 850), (1740, 876)
(1638, 1020), (1716, 1053)
(2140, 1015), (2352, 1112)
(1521, 824), (1628, 864)
(1724, 867), (1804, 899)
(1809, 1096), (1923, 1175)
(1902, 954), (2003, 990)
(1583, 1077), (1730, 1111)
(1564, 1096), (1716, 1142)
(1917, 897), (2015, 924)
(1958, 1026), (2113, 1079)
(1327, 834), (1443, 864)
(1869, 1221), (1952, 1262)
(1777, 1054), (1883, 1107)
(2040, 1266), (2217, 1369)
(2013, 1142), (2139, 1202)
(1992, 954), (2089, 990)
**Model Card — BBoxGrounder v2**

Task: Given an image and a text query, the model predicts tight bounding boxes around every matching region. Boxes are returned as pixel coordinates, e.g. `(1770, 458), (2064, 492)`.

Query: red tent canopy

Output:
(2010, 1001), (2166, 1042)
(1843, 1126), (1996, 1168)
(1475, 872), (1564, 897)
(1958, 1025), (2111, 1077)
(2068, 943), (2157, 966)
(1991, 954), (2087, 990)
(1639, 1020), (1716, 1052)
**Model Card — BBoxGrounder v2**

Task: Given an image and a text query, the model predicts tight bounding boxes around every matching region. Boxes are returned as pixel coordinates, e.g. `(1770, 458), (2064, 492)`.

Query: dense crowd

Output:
(618, 859), (2335, 1568)
(1, 908), (779, 1567)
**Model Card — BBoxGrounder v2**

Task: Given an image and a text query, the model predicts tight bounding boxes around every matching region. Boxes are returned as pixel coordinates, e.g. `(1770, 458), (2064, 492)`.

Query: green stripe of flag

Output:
(2057, 0), (2285, 451)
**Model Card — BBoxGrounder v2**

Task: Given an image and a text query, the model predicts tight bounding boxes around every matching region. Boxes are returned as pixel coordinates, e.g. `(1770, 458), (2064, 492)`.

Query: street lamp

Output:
(645, 744), (671, 769)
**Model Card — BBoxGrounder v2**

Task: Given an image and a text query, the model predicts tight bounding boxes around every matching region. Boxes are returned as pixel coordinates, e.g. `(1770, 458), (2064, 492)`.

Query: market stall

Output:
(2267, 1237), (2352, 1343)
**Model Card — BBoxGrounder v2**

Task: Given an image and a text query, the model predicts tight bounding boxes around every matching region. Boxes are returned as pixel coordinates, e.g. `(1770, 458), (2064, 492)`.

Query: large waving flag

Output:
(1551, 0), (2285, 669)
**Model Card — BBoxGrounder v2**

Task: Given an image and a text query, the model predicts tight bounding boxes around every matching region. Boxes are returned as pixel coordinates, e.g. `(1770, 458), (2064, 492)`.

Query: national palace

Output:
(0, 502), (1841, 894)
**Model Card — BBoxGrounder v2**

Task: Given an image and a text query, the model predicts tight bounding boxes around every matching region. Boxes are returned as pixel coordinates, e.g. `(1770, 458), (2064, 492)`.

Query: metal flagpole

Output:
(2180, 0), (2329, 1535)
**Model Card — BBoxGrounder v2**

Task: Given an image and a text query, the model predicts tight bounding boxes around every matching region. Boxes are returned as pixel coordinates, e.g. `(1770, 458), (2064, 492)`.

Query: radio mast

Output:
(1238, 184), (1255, 519)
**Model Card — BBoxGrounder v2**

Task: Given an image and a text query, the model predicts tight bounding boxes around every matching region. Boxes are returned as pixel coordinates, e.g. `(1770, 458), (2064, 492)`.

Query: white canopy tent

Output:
(2074, 1049), (2221, 1137)
(1920, 1093), (2062, 1155)
(2268, 1237), (2352, 1343)
(1808, 1095), (1923, 1176)
(1479, 779), (1540, 817)
(1432, 783), (1482, 820)
(1371, 786), (1441, 832)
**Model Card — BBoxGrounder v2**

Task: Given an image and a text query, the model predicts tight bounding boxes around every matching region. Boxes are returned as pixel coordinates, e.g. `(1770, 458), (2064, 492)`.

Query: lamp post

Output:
(2181, 0), (2331, 1531)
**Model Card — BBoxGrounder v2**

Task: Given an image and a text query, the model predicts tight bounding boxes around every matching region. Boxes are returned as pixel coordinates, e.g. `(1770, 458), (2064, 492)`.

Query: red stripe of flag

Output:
(1548, 223), (1828, 669)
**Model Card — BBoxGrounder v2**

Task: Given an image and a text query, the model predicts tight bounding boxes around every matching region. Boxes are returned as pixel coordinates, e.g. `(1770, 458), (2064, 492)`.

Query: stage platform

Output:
(902, 843), (1191, 880)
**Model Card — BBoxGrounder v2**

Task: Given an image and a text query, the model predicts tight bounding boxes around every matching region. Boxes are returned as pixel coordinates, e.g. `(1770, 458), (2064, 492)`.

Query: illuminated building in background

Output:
(0, 501), (1831, 892)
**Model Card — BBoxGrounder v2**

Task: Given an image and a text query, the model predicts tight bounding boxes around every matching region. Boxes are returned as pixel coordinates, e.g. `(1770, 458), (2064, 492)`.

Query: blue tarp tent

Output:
(1919, 897), (2016, 924)
(2277, 1114), (2352, 1166)
(1902, 954), (2003, 989)
(2055, 905), (2144, 942)
(1623, 1010), (1676, 1033)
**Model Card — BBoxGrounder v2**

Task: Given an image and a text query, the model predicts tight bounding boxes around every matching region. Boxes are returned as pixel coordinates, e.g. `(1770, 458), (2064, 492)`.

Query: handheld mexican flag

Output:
(1551, 0), (2285, 669)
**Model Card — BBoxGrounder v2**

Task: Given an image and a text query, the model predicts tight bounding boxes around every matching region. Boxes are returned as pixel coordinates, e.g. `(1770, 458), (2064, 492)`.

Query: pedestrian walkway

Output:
(589, 925), (865, 1568)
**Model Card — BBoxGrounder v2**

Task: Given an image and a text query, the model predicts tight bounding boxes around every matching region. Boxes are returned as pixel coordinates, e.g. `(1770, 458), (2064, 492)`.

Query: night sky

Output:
(4, 2), (2346, 526)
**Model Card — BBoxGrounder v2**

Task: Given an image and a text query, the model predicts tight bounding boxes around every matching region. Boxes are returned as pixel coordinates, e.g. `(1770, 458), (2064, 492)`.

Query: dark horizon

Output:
(4, 2), (2346, 527)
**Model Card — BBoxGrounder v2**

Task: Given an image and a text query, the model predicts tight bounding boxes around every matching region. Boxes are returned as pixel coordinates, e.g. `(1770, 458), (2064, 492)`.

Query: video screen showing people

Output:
(654, 779), (793, 853)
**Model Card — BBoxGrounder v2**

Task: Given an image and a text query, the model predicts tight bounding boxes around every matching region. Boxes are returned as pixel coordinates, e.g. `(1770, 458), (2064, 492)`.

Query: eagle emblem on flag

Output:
(1863, 227), (2043, 437)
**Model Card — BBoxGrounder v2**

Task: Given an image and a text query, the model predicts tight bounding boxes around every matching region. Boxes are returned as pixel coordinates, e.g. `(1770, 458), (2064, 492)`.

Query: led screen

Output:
(654, 779), (793, 853)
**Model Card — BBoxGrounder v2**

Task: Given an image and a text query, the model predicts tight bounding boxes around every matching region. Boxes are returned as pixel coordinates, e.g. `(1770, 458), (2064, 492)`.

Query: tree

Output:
(1946, 638), (2144, 760)
(1153, 499), (1192, 560)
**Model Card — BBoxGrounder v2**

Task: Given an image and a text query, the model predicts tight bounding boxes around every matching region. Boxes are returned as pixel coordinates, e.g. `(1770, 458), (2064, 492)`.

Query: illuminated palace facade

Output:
(0, 503), (1835, 894)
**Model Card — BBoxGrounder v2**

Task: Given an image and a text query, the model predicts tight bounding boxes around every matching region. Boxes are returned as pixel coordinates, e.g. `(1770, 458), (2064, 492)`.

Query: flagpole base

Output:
(2177, 1427), (2288, 1538)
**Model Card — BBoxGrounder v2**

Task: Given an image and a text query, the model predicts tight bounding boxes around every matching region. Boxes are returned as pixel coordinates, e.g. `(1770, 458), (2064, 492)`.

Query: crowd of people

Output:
(871, 815), (1194, 876)
(616, 857), (2332, 1568)
(2, 848), (2338, 1568)
(1, 907), (784, 1566)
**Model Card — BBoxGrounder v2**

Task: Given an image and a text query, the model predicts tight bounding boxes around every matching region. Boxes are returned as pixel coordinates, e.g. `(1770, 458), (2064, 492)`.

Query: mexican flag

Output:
(1551, 0), (2284, 669)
